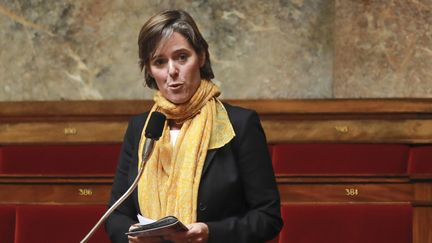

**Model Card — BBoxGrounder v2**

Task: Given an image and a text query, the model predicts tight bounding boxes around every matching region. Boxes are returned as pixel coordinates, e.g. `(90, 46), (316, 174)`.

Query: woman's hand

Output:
(128, 222), (209, 243)
(186, 222), (209, 243)
(127, 224), (162, 243)
(164, 222), (209, 243)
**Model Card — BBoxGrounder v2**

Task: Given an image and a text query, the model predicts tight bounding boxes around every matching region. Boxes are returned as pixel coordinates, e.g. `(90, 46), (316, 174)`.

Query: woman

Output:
(106, 9), (282, 243)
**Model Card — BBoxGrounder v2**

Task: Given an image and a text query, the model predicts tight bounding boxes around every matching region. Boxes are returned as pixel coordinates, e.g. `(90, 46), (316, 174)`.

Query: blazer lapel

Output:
(201, 149), (217, 177)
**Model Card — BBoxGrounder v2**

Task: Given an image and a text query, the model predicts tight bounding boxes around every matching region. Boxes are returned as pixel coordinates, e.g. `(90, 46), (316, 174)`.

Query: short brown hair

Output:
(138, 9), (214, 89)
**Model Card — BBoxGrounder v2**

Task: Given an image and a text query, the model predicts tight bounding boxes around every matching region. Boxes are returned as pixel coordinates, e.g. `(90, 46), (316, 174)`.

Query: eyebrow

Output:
(151, 48), (193, 60)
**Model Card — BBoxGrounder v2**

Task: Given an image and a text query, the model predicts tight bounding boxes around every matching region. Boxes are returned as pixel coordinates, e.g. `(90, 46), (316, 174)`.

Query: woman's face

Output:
(149, 32), (204, 104)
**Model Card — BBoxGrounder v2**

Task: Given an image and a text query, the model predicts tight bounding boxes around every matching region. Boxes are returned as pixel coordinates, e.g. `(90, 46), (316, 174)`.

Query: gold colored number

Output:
(78, 188), (93, 196)
(64, 127), (78, 135)
(335, 126), (349, 133)
(345, 188), (359, 196)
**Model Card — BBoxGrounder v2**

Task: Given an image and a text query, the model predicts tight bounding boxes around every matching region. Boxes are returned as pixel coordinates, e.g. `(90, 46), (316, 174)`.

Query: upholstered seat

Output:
(272, 144), (409, 175)
(278, 203), (412, 243)
(0, 144), (121, 174)
(14, 204), (110, 243)
(0, 204), (16, 243)
(408, 146), (432, 175)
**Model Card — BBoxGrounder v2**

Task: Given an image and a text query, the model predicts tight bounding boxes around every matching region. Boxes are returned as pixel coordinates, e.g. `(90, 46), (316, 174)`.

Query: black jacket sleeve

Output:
(105, 117), (141, 243)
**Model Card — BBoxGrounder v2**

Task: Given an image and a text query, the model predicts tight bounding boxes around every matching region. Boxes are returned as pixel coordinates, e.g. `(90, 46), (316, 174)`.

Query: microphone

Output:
(80, 111), (166, 243)
(142, 111), (166, 162)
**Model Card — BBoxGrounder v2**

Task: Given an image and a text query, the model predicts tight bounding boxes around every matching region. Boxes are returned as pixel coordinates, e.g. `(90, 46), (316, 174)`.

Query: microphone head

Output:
(145, 111), (166, 140)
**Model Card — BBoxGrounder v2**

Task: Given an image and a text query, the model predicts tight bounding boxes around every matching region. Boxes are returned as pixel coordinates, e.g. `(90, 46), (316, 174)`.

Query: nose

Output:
(167, 60), (178, 77)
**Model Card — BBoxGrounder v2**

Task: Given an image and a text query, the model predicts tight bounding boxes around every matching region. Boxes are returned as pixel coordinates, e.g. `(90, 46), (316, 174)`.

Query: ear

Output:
(199, 52), (206, 68)
(146, 64), (154, 78)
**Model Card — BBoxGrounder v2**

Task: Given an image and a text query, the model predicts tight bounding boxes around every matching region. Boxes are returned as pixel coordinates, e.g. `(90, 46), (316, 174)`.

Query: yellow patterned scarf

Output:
(137, 80), (235, 224)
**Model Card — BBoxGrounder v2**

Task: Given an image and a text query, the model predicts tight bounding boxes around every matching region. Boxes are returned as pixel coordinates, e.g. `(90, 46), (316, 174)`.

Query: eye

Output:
(152, 58), (166, 67)
(178, 53), (188, 62)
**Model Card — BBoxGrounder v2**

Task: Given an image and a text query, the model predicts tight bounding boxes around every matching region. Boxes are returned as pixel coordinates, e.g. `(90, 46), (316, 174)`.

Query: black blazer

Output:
(105, 103), (283, 243)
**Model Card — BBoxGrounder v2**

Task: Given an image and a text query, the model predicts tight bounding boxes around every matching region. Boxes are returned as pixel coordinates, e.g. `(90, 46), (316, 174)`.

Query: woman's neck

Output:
(168, 120), (182, 130)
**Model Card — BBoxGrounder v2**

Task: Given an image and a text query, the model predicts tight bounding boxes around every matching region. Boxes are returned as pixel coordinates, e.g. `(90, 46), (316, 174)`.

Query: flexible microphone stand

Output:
(80, 111), (165, 243)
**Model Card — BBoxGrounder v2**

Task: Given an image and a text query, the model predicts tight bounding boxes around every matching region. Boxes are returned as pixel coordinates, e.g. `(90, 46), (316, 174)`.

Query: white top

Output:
(169, 130), (180, 146)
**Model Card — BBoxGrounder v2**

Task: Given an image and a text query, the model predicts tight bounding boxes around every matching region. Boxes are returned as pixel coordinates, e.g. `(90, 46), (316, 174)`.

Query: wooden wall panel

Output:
(413, 207), (432, 243)
(278, 183), (413, 203)
(0, 122), (126, 144)
(263, 119), (432, 143)
(414, 182), (432, 205)
(0, 176), (112, 204)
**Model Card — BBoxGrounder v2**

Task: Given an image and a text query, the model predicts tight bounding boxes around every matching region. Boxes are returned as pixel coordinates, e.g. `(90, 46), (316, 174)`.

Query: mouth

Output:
(168, 82), (184, 90)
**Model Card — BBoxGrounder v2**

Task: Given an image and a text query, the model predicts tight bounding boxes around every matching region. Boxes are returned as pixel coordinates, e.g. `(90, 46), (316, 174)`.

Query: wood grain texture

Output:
(2, 99), (432, 144)
(414, 182), (432, 205)
(413, 207), (432, 243)
(2, 99), (432, 117)
(0, 175), (112, 204)
(2, 119), (432, 144)
(278, 183), (413, 203)
(263, 119), (432, 143)
(0, 121), (127, 144)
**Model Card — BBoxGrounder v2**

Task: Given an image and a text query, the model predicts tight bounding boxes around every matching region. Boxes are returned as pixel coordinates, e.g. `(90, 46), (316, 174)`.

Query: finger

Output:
(129, 223), (141, 231)
(127, 235), (139, 243)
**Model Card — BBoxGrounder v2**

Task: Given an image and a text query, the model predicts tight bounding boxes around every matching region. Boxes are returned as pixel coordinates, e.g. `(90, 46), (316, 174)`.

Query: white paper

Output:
(137, 214), (156, 225)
